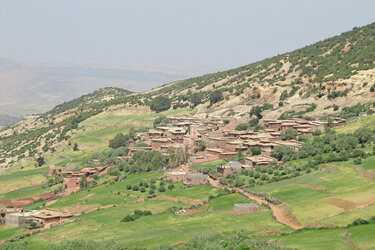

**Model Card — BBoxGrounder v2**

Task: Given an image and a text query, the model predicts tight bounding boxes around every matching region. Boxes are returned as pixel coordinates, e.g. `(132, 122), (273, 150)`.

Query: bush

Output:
(353, 157), (362, 165)
(149, 96), (172, 113)
(158, 186), (166, 192)
(280, 128), (298, 140)
(121, 214), (134, 222)
(235, 123), (250, 131)
(132, 184), (139, 191)
(251, 147), (261, 155)
(209, 90), (223, 104)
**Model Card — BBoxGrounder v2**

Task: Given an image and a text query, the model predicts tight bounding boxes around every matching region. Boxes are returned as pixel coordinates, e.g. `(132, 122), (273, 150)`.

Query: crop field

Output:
(276, 223), (375, 249)
(191, 160), (227, 170)
(335, 114), (375, 134)
(251, 162), (375, 226)
(360, 155), (375, 170)
(0, 167), (47, 196)
(19, 192), (289, 249)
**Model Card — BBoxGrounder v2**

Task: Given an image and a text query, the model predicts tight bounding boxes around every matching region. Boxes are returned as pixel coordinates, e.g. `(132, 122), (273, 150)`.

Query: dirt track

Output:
(206, 176), (303, 230)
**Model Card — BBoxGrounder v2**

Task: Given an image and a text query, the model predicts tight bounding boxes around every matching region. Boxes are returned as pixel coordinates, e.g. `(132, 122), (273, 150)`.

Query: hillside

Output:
(2, 21), (375, 172)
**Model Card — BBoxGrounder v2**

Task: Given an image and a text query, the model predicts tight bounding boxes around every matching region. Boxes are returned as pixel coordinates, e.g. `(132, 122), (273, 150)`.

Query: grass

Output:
(0, 184), (60, 201)
(335, 114), (375, 134)
(251, 162), (375, 225)
(277, 223), (375, 249)
(49, 172), (163, 208)
(360, 155), (375, 170)
(164, 185), (226, 201)
(208, 193), (249, 211)
(0, 167), (47, 195)
(0, 226), (25, 241)
(190, 160), (227, 170)
(20, 196), (289, 249)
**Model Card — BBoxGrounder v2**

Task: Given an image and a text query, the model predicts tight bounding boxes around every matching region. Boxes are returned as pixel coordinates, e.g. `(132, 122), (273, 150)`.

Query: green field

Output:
(251, 161), (375, 226)
(18, 194), (289, 249)
(277, 223), (375, 249)
(0, 167), (47, 196)
(335, 114), (375, 134)
(191, 160), (227, 170)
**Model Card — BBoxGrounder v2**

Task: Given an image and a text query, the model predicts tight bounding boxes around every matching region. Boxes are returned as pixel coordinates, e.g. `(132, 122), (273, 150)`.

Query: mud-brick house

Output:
(219, 151), (238, 160)
(225, 140), (245, 152)
(147, 129), (164, 139)
(32, 209), (73, 224)
(206, 137), (227, 149)
(184, 172), (208, 186)
(128, 146), (153, 156)
(167, 127), (187, 143)
(265, 121), (283, 131)
(48, 164), (76, 177)
(206, 148), (223, 159)
(331, 117), (346, 127)
(217, 161), (242, 177)
(151, 138), (171, 151)
(280, 122), (296, 131)
(80, 168), (98, 178)
(244, 156), (277, 168)
(164, 170), (186, 182)
(234, 203), (259, 215)
(309, 121), (327, 131)
(63, 174), (82, 193)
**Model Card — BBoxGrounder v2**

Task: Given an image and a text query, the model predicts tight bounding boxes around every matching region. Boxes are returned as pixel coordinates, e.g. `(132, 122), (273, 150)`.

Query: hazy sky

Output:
(1, 0), (375, 72)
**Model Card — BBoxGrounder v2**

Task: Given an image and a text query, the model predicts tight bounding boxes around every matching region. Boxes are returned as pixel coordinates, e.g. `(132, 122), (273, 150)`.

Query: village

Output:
(0, 115), (346, 229)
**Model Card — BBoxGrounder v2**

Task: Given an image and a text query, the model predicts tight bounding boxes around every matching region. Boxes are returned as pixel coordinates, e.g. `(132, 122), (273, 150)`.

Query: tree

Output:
(249, 118), (259, 127)
(190, 93), (202, 107)
(251, 147), (261, 155)
(271, 146), (296, 161)
(235, 123), (249, 131)
(354, 128), (373, 144)
(36, 156), (45, 167)
(209, 90), (223, 105)
(249, 106), (263, 119)
(109, 133), (127, 149)
(280, 128), (298, 140)
(198, 141), (206, 151)
(73, 143), (79, 151)
(153, 115), (170, 128)
(149, 96), (171, 113)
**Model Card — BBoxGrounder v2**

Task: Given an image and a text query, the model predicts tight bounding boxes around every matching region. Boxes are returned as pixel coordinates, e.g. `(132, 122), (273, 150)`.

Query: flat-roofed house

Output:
(217, 161), (242, 177)
(184, 172), (208, 186)
(5, 212), (34, 227)
(164, 170), (186, 182)
(245, 156), (277, 168)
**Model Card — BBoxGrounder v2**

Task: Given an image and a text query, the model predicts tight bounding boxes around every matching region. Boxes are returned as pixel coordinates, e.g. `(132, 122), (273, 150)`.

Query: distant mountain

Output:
(0, 59), (190, 116)
(0, 114), (21, 130)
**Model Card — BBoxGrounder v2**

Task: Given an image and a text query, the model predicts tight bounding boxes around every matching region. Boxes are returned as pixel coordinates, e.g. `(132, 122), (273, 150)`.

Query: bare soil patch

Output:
(323, 198), (356, 210)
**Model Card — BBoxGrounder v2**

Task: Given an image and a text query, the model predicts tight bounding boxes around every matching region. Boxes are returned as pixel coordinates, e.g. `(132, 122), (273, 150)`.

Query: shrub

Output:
(235, 123), (250, 131)
(250, 147), (261, 155)
(149, 96), (172, 113)
(209, 90), (223, 104)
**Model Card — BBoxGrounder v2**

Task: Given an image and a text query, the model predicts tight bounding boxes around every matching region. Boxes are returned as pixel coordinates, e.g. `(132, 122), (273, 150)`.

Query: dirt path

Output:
(207, 176), (303, 230)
